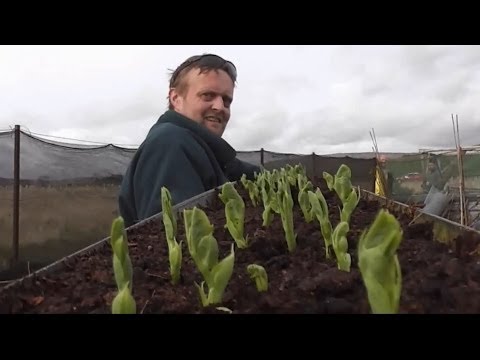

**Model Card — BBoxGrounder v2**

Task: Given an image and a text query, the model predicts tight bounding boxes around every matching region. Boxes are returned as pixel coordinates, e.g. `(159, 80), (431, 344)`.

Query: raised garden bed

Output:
(1, 165), (480, 314)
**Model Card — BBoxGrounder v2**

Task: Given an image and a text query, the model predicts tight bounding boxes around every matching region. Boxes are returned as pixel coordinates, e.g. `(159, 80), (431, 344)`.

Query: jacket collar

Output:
(157, 110), (236, 166)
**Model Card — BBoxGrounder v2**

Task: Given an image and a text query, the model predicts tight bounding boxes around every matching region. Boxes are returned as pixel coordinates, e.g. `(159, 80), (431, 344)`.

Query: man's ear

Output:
(169, 88), (180, 109)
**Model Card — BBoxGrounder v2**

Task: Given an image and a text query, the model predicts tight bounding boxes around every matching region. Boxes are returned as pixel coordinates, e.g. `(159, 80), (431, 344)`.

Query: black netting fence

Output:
(0, 129), (139, 277)
(0, 131), (137, 184)
(0, 131), (14, 273)
(0, 128), (379, 278)
(264, 154), (377, 192)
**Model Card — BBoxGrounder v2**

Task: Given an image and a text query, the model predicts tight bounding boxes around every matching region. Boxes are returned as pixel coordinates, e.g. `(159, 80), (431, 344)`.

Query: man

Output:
(118, 53), (260, 227)
(422, 157), (451, 215)
(374, 155), (391, 197)
(423, 158), (447, 192)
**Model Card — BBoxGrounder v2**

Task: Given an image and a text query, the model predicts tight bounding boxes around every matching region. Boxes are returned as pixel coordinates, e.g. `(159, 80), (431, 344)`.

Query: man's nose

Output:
(212, 96), (226, 111)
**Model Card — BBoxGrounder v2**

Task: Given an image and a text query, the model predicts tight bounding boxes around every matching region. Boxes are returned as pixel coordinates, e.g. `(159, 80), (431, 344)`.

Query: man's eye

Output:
(202, 93), (214, 100)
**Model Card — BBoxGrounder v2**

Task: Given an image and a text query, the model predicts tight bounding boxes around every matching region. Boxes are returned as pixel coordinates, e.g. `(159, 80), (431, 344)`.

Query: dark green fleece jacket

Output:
(118, 110), (260, 227)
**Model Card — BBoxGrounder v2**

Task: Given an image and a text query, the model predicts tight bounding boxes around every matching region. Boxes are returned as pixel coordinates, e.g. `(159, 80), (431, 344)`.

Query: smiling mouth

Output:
(205, 116), (222, 124)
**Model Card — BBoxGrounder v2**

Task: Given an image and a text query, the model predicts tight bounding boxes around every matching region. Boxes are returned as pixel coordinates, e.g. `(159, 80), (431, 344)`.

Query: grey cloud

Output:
(1, 86), (166, 144)
(273, 90), (479, 154)
(225, 111), (291, 151)
(3, 45), (480, 156)
(267, 75), (317, 93)
(434, 71), (472, 104)
(457, 46), (480, 68)
(401, 45), (451, 78)
(0, 112), (52, 132)
(274, 107), (373, 152)
(72, 90), (164, 129)
(364, 83), (390, 97)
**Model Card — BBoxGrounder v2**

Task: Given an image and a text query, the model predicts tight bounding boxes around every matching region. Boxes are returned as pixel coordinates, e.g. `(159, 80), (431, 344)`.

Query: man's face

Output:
(169, 68), (234, 137)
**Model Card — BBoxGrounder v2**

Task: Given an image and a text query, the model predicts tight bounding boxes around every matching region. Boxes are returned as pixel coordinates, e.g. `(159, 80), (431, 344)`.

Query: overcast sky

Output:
(1, 45), (479, 154)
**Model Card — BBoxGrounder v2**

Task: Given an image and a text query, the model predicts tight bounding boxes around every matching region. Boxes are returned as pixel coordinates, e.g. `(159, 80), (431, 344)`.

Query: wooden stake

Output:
(452, 114), (467, 225)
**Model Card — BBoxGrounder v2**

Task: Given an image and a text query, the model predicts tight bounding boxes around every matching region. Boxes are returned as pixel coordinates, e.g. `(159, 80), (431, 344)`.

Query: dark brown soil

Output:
(1, 179), (480, 314)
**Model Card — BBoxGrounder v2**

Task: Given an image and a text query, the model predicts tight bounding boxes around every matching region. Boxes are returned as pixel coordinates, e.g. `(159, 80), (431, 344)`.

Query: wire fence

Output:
(1, 125), (479, 278)
(0, 126), (380, 279)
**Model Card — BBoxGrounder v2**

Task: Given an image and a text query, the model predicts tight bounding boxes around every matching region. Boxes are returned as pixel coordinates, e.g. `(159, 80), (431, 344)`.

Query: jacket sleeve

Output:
(129, 139), (209, 224)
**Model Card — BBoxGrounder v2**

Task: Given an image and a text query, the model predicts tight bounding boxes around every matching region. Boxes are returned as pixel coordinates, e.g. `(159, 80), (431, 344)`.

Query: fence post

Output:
(312, 152), (316, 179)
(12, 125), (20, 266)
(260, 148), (264, 166)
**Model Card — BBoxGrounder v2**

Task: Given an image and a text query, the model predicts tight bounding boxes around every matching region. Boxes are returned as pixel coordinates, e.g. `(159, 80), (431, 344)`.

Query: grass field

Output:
(397, 176), (480, 194)
(0, 185), (121, 273)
